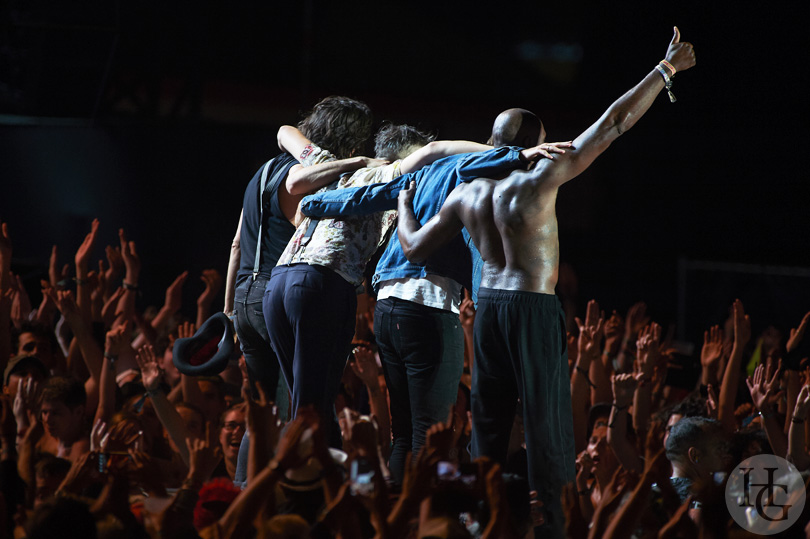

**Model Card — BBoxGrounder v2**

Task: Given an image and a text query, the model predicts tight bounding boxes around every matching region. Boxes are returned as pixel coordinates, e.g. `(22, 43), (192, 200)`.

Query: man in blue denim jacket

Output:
(300, 109), (571, 484)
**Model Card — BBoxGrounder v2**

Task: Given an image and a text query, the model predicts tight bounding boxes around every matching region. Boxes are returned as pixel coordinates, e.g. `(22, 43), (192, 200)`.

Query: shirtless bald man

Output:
(397, 28), (696, 538)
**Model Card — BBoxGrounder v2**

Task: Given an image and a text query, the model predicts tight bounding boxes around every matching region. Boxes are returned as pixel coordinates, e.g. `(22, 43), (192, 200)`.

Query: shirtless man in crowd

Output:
(396, 28), (696, 538)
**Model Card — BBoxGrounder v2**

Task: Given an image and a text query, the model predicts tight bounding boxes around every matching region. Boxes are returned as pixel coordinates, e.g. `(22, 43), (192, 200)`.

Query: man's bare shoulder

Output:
(455, 177), (498, 197)
(442, 177), (497, 215)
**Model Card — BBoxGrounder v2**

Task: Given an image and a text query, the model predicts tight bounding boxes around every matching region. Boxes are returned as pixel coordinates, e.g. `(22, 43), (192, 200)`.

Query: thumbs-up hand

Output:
(665, 26), (696, 73)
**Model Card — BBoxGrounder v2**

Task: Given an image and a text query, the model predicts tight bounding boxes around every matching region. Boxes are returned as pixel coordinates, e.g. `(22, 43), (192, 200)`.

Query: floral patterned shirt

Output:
(276, 143), (401, 287)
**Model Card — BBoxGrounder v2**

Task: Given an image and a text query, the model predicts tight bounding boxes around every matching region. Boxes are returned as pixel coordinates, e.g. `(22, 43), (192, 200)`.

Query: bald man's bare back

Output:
(442, 170), (560, 293)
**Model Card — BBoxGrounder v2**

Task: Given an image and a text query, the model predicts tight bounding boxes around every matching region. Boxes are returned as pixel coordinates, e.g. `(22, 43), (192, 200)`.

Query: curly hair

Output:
(373, 123), (435, 161)
(298, 96), (373, 159)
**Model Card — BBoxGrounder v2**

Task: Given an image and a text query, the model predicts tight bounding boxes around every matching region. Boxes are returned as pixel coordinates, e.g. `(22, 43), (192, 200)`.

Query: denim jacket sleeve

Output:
(300, 173), (411, 218)
(299, 146), (523, 218)
(451, 146), (524, 182)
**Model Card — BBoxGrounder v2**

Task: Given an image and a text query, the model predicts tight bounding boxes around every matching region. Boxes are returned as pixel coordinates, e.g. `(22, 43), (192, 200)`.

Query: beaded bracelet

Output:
(655, 63), (677, 103)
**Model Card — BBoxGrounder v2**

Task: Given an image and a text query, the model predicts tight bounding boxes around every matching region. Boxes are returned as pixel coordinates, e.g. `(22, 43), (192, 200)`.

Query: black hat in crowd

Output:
(172, 313), (235, 376)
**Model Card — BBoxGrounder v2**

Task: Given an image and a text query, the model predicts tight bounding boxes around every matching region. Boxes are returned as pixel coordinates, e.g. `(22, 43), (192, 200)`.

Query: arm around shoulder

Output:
(397, 181), (465, 263)
(400, 140), (492, 174)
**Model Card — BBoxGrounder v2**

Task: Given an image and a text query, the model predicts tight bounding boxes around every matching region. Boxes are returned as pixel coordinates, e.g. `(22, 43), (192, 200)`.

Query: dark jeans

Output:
(233, 276), (289, 487)
(471, 288), (575, 539)
(375, 297), (463, 485)
(263, 264), (357, 448)
(233, 276), (290, 409)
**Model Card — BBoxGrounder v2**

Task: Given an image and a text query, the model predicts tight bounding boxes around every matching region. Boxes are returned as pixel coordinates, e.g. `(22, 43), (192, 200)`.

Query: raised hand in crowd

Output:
(8, 273), (33, 330)
(747, 360), (784, 416)
(114, 228), (140, 327)
(103, 244), (124, 300)
(74, 218), (100, 324)
(90, 417), (107, 454)
(136, 343), (167, 394)
(576, 299), (609, 405)
(611, 373), (638, 411)
(705, 384), (718, 419)
(73, 219), (100, 276)
(243, 381), (283, 481)
(387, 444), (442, 539)
(89, 263), (105, 322)
(166, 271), (189, 315)
(350, 342), (381, 391)
(577, 301), (605, 368)
(788, 384), (810, 471)
(100, 286), (124, 328)
(350, 342), (391, 457)
(47, 245), (70, 291)
(186, 425), (221, 487)
(34, 278), (58, 328)
(608, 373), (644, 474)
(615, 302), (649, 373)
(341, 408), (385, 484)
(480, 461), (517, 539)
(12, 378), (40, 441)
(353, 294), (375, 343)
(118, 228), (140, 287)
(633, 322), (661, 435)
(718, 299), (751, 430)
(176, 320), (195, 339)
(746, 360), (787, 458)
(425, 406), (463, 462)
(152, 425), (222, 538)
(14, 377), (45, 498)
(136, 343), (197, 465)
(459, 288), (476, 332)
(603, 311), (623, 361)
(96, 323), (131, 423)
(571, 300), (605, 453)
(459, 288), (476, 374)
(142, 271), (188, 343)
(196, 268), (222, 328)
(699, 324), (724, 387)
(635, 323), (662, 381)
(787, 310), (810, 354)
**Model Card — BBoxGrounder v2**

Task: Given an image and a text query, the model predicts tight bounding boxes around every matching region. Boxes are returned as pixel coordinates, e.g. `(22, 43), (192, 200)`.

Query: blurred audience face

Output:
(664, 413), (683, 447)
(586, 425), (617, 476)
(696, 432), (731, 476)
(220, 407), (247, 464)
(34, 472), (65, 509)
(40, 399), (83, 441)
(5, 369), (47, 400)
(18, 331), (55, 369)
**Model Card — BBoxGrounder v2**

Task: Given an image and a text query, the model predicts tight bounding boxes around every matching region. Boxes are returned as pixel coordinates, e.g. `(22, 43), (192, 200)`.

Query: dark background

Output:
(1, 1), (808, 349)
